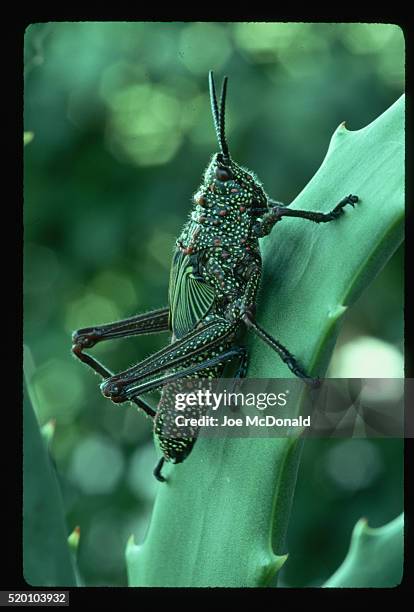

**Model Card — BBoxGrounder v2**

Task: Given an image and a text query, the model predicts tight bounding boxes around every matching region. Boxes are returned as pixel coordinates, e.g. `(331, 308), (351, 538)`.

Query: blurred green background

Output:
(23, 22), (404, 587)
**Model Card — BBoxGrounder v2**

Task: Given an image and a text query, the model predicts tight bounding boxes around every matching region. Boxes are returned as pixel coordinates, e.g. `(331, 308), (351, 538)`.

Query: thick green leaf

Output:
(324, 514), (403, 587)
(127, 96), (404, 587)
(23, 384), (77, 586)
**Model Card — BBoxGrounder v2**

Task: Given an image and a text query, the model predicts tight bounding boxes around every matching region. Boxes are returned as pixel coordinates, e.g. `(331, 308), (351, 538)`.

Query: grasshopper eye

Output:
(216, 166), (233, 181)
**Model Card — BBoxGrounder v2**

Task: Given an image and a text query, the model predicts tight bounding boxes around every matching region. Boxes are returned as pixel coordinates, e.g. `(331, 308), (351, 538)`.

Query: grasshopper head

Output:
(203, 71), (268, 210)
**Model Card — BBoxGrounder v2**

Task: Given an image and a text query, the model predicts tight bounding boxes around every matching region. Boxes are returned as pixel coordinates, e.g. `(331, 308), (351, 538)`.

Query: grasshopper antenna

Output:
(209, 70), (230, 163)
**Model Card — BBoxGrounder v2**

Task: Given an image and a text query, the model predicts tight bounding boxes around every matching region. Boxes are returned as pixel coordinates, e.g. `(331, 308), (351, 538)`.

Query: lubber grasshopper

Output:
(72, 72), (359, 481)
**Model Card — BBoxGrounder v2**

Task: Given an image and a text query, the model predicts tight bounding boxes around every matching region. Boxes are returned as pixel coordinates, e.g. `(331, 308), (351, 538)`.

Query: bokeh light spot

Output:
(31, 358), (84, 424)
(106, 83), (184, 166)
(179, 23), (232, 74)
(91, 270), (137, 310)
(233, 23), (311, 58)
(324, 440), (383, 491)
(99, 61), (146, 104)
(69, 434), (125, 494)
(65, 293), (122, 334)
(329, 336), (404, 378)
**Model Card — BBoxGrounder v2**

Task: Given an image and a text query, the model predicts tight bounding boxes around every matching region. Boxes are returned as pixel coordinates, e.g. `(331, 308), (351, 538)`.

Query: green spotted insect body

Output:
(72, 72), (359, 481)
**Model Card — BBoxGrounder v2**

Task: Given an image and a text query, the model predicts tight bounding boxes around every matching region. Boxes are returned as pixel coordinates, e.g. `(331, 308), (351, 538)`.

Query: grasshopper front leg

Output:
(253, 194), (359, 237)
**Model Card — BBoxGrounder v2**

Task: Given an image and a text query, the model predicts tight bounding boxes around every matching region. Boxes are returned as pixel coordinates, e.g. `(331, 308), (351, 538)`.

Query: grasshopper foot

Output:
(153, 458), (167, 482)
(329, 194), (360, 219)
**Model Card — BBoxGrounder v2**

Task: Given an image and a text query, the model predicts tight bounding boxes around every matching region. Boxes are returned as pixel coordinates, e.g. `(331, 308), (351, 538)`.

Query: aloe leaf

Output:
(323, 514), (404, 588)
(127, 95), (404, 587)
(23, 383), (77, 586)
